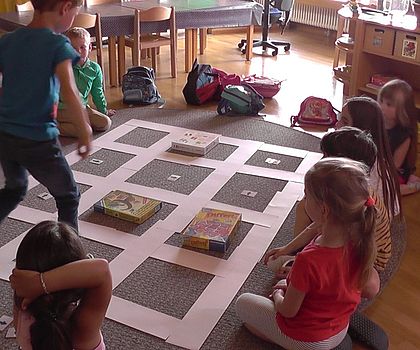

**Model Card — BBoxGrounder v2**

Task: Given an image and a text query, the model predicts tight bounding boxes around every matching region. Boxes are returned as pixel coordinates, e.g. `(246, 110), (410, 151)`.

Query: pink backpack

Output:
(241, 75), (282, 98)
(291, 96), (338, 127)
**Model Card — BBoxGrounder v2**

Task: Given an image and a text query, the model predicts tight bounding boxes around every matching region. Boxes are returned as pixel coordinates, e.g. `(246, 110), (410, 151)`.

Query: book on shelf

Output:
(94, 190), (162, 224)
(171, 131), (219, 155)
(181, 208), (242, 252)
(370, 73), (401, 87)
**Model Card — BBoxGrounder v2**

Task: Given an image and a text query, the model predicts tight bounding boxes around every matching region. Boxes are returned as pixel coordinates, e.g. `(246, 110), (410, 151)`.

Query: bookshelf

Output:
(339, 7), (420, 110)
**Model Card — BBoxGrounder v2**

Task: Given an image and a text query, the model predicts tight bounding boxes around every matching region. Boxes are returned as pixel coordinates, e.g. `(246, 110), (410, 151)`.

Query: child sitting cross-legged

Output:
(9, 221), (112, 350)
(236, 157), (380, 349)
(57, 27), (115, 137)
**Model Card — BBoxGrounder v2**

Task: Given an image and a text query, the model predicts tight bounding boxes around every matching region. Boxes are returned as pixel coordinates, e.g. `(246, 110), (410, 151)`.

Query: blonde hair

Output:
(66, 27), (91, 42)
(305, 158), (376, 289)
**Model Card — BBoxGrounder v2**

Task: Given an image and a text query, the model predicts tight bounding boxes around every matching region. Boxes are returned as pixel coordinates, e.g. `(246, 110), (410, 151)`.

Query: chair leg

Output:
(151, 48), (157, 72)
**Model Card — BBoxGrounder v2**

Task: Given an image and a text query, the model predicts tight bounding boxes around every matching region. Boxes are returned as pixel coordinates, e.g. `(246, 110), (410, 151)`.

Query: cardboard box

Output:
(171, 131), (219, 156)
(181, 208), (241, 252)
(94, 190), (162, 224)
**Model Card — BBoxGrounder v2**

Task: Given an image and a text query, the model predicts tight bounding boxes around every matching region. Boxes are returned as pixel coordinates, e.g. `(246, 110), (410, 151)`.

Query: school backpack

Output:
(122, 66), (161, 105)
(241, 75), (282, 98)
(182, 59), (221, 105)
(290, 96), (338, 127)
(217, 84), (265, 116)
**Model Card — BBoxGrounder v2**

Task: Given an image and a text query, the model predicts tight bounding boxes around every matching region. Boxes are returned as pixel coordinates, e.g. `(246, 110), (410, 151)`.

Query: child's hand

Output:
(9, 268), (43, 307)
(263, 246), (288, 265)
(78, 124), (92, 159)
(107, 109), (116, 117)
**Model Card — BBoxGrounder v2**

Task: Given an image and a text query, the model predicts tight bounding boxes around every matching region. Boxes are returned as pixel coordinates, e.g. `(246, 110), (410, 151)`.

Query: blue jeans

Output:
(0, 131), (80, 231)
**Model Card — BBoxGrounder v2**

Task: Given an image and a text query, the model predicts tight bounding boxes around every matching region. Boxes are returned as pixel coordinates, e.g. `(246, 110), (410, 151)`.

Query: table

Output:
(0, 0), (262, 86)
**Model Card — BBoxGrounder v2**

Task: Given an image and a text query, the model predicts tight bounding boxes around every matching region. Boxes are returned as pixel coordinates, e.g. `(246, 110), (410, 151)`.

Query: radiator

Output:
(254, 0), (340, 31)
(290, 2), (338, 30)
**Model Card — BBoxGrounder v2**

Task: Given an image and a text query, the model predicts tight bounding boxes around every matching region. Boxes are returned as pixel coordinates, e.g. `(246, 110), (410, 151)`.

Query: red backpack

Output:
(291, 96), (338, 127)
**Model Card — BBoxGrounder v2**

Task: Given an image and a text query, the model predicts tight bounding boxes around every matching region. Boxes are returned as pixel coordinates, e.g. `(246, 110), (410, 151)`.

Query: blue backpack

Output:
(122, 66), (161, 105)
(217, 84), (265, 116)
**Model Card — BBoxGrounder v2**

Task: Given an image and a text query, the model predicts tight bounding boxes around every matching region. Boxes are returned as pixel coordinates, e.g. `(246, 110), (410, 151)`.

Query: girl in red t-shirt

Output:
(236, 158), (380, 350)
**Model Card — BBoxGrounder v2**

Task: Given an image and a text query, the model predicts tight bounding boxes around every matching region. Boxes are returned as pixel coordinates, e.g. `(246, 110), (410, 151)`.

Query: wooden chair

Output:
(70, 13), (104, 75)
(15, 1), (34, 11)
(128, 6), (177, 78)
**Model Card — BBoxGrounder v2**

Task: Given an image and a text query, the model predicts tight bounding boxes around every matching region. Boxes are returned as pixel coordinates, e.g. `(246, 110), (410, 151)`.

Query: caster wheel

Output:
(238, 42), (244, 49)
(241, 48), (246, 54)
(272, 50), (278, 56)
(284, 45), (290, 52)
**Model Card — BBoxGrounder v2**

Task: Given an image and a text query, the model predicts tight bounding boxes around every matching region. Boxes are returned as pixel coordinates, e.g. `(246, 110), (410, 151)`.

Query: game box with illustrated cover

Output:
(171, 131), (219, 155)
(181, 208), (242, 252)
(94, 190), (162, 224)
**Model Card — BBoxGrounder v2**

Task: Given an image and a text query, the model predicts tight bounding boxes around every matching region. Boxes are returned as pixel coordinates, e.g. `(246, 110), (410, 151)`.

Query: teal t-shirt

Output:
(0, 28), (79, 141)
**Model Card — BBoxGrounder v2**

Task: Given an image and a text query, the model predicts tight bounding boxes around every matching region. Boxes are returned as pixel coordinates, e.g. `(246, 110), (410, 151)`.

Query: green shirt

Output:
(59, 58), (107, 114)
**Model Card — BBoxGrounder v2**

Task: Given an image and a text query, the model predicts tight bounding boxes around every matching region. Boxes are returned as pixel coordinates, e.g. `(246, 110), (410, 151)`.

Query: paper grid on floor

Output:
(0, 119), (322, 350)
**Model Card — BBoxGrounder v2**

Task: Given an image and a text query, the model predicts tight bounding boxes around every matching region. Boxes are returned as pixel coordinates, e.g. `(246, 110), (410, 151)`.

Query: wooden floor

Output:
(99, 25), (420, 350)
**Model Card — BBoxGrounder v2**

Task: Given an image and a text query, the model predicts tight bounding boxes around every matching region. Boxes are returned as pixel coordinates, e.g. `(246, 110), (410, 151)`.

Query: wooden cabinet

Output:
(339, 8), (420, 109)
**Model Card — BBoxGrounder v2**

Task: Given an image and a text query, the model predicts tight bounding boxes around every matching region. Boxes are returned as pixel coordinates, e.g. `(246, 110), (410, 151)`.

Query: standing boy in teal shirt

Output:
(58, 27), (114, 137)
(0, 0), (92, 231)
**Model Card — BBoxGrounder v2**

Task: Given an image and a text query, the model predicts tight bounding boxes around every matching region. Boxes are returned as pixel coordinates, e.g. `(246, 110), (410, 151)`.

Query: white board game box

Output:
(171, 131), (219, 155)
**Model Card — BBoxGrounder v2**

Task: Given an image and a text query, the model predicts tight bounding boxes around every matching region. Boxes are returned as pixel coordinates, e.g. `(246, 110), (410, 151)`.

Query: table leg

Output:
(192, 28), (198, 62)
(199, 28), (207, 55)
(108, 36), (118, 87)
(246, 25), (254, 61)
(118, 35), (126, 85)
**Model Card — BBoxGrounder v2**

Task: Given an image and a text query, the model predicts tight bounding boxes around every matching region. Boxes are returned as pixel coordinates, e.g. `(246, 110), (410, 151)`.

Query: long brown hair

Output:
(305, 158), (376, 288)
(16, 221), (86, 350)
(345, 96), (401, 217)
(378, 79), (418, 176)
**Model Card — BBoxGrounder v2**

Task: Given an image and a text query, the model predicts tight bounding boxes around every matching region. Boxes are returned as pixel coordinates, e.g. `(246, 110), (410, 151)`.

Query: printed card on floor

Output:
(37, 192), (53, 200)
(241, 190), (257, 198)
(265, 158), (281, 165)
(168, 175), (181, 182)
(0, 315), (13, 331)
(90, 158), (104, 165)
(5, 327), (16, 338)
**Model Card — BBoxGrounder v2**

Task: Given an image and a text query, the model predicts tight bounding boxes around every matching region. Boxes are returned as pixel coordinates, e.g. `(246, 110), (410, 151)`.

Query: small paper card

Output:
(265, 158), (281, 165)
(90, 158), (104, 165)
(241, 190), (257, 197)
(167, 175), (181, 182)
(5, 327), (16, 338)
(37, 192), (53, 200)
(0, 315), (13, 331)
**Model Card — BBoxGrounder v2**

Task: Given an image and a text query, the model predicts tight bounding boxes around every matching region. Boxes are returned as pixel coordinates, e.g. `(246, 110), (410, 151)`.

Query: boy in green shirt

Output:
(58, 27), (115, 137)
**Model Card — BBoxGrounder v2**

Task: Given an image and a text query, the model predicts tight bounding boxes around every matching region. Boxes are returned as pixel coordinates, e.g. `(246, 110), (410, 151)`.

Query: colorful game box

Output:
(171, 131), (219, 155)
(94, 190), (162, 224)
(181, 208), (241, 252)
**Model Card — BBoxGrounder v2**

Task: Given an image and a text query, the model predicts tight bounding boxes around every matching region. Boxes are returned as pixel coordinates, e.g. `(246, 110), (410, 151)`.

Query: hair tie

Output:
(365, 196), (375, 207)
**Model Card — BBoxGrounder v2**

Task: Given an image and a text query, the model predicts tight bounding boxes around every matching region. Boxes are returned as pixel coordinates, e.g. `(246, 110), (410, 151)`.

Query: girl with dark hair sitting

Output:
(9, 220), (112, 350)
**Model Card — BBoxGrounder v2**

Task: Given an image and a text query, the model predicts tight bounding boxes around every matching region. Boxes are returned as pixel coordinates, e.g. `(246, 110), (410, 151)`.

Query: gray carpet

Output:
(0, 108), (407, 349)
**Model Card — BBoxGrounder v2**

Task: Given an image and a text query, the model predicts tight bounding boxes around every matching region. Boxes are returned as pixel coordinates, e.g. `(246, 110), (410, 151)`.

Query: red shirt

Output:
(276, 238), (361, 342)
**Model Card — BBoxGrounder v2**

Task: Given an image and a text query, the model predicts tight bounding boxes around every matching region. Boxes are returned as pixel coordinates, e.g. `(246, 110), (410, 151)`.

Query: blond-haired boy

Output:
(58, 26), (114, 137)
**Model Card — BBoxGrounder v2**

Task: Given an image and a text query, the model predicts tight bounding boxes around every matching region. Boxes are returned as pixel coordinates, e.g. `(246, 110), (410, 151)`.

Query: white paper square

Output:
(0, 315), (13, 331)
(241, 190), (257, 197)
(167, 175), (181, 182)
(5, 326), (16, 338)
(90, 158), (104, 165)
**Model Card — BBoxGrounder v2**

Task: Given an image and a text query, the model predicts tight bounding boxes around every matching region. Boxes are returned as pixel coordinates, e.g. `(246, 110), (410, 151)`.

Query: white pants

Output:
(236, 293), (348, 350)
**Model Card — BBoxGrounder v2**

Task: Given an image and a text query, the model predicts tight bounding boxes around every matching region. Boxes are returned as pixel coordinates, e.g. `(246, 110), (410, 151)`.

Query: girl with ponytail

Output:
(9, 221), (112, 350)
(236, 158), (379, 350)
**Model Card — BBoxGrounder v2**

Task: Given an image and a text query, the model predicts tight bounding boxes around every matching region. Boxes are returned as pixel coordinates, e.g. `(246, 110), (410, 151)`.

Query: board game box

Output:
(171, 131), (219, 155)
(181, 208), (241, 252)
(94, 190), (162, 224)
